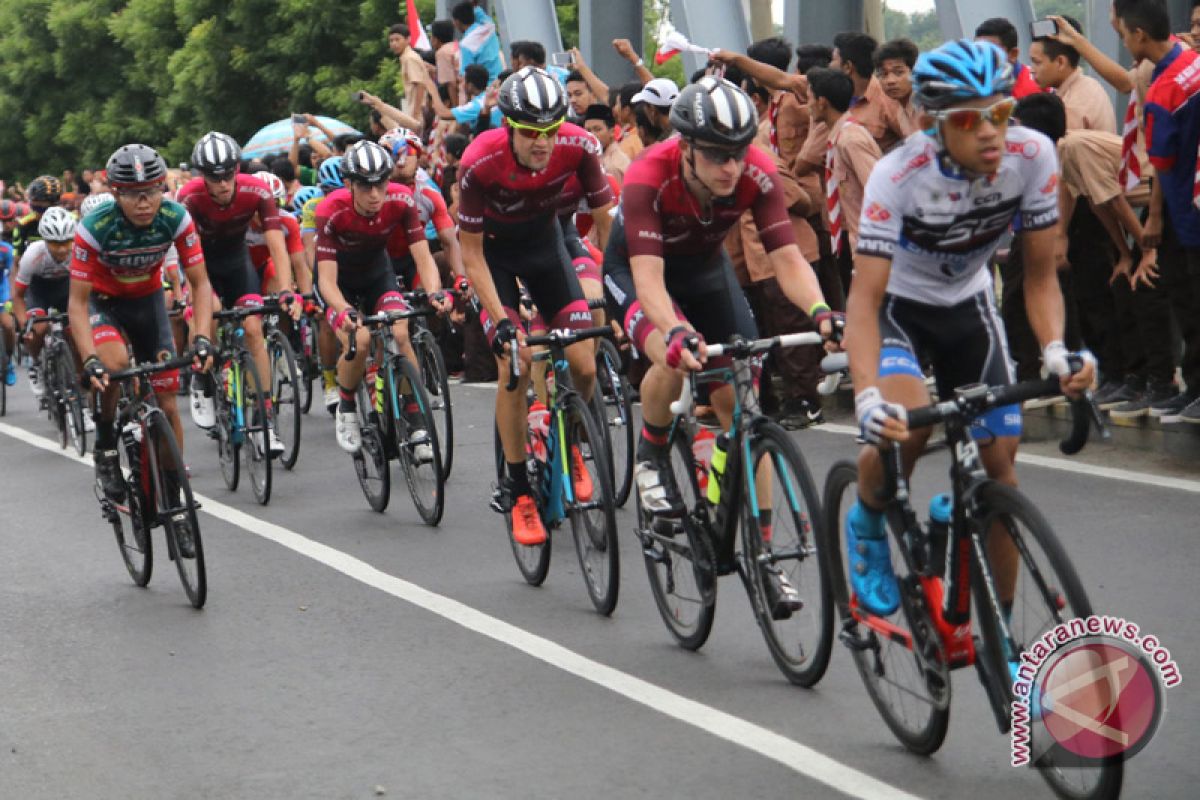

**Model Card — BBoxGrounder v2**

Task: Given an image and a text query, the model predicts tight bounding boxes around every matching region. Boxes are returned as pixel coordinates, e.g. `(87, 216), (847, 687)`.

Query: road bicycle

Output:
(590, 321), (636, 508)
(404, 289), (456, 481)
(263, 308), (303, 469)
(636, 331), (834, 686)
(820, 355), (1121, 799)
(490, 326), (619, 615)
(94, 354), (206, 608)
(28, 311), (88, 456)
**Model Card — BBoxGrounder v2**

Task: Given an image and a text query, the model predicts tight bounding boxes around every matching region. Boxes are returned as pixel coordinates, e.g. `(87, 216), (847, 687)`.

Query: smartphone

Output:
(178, 162), (189, 172)
(291, 113), (306, 124)
(351, 90), (366, 102)
(550, 51), (573, 67)
(1030, 19), (1058, 38)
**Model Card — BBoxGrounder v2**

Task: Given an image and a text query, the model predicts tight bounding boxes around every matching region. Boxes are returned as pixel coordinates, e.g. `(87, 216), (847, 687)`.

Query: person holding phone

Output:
(1029, 14), (1116, 133)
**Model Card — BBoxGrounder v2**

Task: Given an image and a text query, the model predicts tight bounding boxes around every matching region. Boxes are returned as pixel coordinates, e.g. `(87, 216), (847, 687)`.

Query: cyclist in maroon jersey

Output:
(457, 66), (616, 546)
(177, 132), (299, 454)
(603, 78), (837, 611)
(315, 140), (451, 455)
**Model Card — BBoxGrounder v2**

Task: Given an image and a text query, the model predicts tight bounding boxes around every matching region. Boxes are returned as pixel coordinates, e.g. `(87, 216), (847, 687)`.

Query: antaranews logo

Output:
(1010, 615), (1180, 768)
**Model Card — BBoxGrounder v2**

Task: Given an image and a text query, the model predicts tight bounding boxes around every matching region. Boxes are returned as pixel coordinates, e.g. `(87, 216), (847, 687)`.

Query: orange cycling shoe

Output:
(571, 445), (593, 502)
(511, 494), (547, 546)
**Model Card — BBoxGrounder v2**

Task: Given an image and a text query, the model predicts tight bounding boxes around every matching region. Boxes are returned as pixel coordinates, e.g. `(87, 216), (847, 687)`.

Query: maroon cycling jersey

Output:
(457, 123), (613, 237)
(177, 173), (281, 254)
(619, 139), (794, 259)
(314, 184), (424, 267)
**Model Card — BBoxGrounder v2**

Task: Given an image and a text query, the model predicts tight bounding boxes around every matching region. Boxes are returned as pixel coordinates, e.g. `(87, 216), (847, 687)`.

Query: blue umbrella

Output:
(242, 116), (360, 160)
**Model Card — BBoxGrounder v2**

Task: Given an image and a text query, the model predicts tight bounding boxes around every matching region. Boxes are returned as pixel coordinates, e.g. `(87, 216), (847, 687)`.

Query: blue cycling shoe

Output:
(846, 501), (901, 616)
(3, 361), (15, 386)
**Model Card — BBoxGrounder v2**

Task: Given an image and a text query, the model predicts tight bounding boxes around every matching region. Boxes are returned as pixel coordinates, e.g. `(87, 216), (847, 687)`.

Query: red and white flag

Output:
(407, 0), (431, 50)
(655, 28), (712, 65)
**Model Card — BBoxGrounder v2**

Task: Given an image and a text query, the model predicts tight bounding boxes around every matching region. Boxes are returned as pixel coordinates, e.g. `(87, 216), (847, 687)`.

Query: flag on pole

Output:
(407, 0), (431, 50)
(654, 28), (713, 65)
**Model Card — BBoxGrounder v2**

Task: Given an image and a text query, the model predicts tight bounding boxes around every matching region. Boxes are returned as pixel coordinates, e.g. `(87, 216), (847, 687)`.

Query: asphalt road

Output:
(1, 378), (1195, 799)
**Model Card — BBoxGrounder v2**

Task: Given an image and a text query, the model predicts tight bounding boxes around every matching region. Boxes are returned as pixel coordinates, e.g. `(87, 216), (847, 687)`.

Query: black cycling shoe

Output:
(94, 449), (126, 502)
(172, 515), (196, 559)
(762, 563), (804, 621)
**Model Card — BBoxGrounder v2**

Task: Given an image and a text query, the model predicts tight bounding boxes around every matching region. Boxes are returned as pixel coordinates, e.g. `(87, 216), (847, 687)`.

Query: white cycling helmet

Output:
(254, 170), (287, 205)
(37, 206), (78, 241)
(79, 192), (115, 217)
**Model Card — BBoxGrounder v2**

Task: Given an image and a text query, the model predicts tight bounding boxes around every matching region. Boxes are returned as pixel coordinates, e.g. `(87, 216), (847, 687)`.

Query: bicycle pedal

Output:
(839, 624), (876, 653)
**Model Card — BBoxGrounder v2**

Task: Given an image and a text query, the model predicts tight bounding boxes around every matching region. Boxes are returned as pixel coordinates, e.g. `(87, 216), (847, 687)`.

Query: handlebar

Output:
(670, 332), (824, 417)
(24, 311), (70, 331)
(502, 325), (613, 392)
(818, 352), (848, 396)
(105, 354), (197, 383)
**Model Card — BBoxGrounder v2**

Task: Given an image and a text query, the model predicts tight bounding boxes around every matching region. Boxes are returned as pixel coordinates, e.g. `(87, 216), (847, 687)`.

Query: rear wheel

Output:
(268, 329), (302, 470)
(594, 338), (634, 507)
(108, 426), (152, 587)
(414, 327), (454, 481)
(0, 332), (8, 416)
(145, 409), (205, 608)
(354, 382), (391, 512)
(388, 356), (444, 525)
(495, 421), (551, 586)
(215, 368), (240, 491)
(293, 318), (316, 414)
(562, 393), (619, 615)
(238, 351), (272, 506)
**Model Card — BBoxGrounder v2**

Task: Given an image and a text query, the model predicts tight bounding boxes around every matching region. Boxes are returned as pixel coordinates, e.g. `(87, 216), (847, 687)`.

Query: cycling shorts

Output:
(90, 289), (179, 393)
(23, 276), (70, 316)
(479, 219), (590, 347)
(314, 250), (408, 317)
(877, 290), (1021, 441)
(205, 247), (263, 309)
(559, 215), (601, 283)
(390, 253), (419, 291)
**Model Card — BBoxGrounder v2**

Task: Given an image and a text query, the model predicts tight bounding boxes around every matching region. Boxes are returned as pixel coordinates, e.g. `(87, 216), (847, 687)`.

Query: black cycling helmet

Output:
(191, 131), (242, 177)
(0, 199), (16, 221)
(26, 175), (62, 206)
(106, 144), (169, 188)
(497, 66), (568, 126)
(342, 140), (394, 183)
(670, 76), (759, 149)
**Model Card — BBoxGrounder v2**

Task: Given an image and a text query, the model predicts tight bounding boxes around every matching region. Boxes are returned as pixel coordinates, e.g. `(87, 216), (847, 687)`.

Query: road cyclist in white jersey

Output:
(843, 39), (1095, 626)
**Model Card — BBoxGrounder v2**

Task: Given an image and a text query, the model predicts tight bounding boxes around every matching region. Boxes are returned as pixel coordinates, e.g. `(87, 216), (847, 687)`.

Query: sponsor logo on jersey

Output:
(865, 202), (891, 222)
(637, 229), (663, 241)
(185, 233), (198, 249)
(891, 149), (933, 183)
(568, 310), (591, 323)
(1040, 174), (1058, 195)
(743, 162), (774, 195)
(73, 246), (89, 262)
(603, 274), (626, 304)
(974, 192), (1002, 206)
(1007, 139), (1040, 159)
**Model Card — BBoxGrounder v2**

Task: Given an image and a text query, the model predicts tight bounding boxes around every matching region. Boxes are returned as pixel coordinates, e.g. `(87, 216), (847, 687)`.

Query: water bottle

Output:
(692, 428), (715, 495)
(527, 400), (550, 464)
(365, 362), (383, 414)
(706, 432), (731, 505)
(927, 493), (952, 575)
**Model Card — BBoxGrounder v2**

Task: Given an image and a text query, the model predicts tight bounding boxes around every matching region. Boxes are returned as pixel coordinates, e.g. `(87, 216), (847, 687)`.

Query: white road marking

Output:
(0, 420), (920, 800)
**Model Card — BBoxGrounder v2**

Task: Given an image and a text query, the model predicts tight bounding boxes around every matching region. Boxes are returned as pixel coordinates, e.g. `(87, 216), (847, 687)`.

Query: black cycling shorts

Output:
(558, 214), (601, 282)
(23, 276), (70, 315)
(205, 246), (263, 309)
(878, 290), (1021, 440)
(90, 289), (179, 392)
(314, 250), (407, 316)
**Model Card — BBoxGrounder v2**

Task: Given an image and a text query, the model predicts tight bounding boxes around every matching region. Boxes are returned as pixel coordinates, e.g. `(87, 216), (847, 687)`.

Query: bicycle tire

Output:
(0, 332), (7, 416)
(594, 338), (634, 507)
(494, 422), (551, 586)
(145, 408), (206, 608)
(57, 352), (87, 456)
(741, 420), (832, 687)
(562, 392), (620, 616)
(640, 429), (717, 651)
(822, 460), (951, 755)
(109, 426), (152, 587)
(41, 349), (69, 447)
(268, 329), (303, 470)
(387, 356), (444, 525)
(414, 327), (454, 481)
(238, 350), (272, 506)
(293, 320), (315, 414)
(214, 368), (240, 491)
(970, 482), (1123, 800)
(354, 382), (391, 512)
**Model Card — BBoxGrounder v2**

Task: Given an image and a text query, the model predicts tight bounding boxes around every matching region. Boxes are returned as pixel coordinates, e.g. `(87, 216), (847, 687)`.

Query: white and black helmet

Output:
(37, 206), (78, 242)
(670, 76), (759, 149)
(342, 140), (394, 183)
(191, 131), (241, 177)
(498, 66), (567, 126)
(79, 192), (115, 217)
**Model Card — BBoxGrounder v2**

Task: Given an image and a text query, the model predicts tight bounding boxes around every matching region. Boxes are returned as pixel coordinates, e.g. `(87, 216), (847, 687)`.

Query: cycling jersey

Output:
(248, 213), (303, 271)
(388, 180), (453, 261)
(15, 240), (71, 285)
(855, 126), (1059, 306)
(300, 194), (323, 233)
(11, 212), (41, 259)
(314, 184), (424, 268)
(177, 174), (282, 254)
(618, 139), (794, 260)
(71, 199), (204, 299)
(457, 123), (613, 239)
(0, 241), (13, 304)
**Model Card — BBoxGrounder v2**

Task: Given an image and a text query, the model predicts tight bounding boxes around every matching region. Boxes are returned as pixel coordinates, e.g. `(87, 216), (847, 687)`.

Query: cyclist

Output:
(177, 132), (299, 454)
(842, 40), (1094, 623)
(299, 158), (347, 414)
(11, 208), (79, 400)
(0, 235), (14, 386)
(313, 140), (451, 454)
(79, 192), (116, 218)
(0, 199), (19, 243)
(12, 176), (61, 259)
(458, 66), (616, 546)
(603, 76), (836, 616)
(248, 170), (310, 297)
(68, 144), (215, 516)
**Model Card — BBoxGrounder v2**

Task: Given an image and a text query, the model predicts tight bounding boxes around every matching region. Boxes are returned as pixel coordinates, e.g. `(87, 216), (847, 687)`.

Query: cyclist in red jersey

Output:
(248, 171), (309, 296)
(68, 144), (215, 500)
(458, 66), (615, 546)
(315, 141), (451, 454)
(178, 132), (299, 453)
(604, 78), (836, 537)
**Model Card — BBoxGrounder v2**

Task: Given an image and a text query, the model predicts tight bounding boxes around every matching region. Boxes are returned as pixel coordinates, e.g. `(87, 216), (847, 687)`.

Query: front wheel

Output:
(495, 421), (551, 586)
(388, 356), (444, 525)
(414, 327), (454, 481)
(740, 421), (832, 687)
(594, 338), (634, 507)
(214, 369), (240, 491)
(145, 408), (205, 608)
(108, 429), (152, 587)
(562, 393), (619, 616)
(57, 354), (87, 457)
(971, 482), (1123, 800)
(238, 351), (272, 506)
(268, 329), (302, 470)
(354, 382), (391, 512)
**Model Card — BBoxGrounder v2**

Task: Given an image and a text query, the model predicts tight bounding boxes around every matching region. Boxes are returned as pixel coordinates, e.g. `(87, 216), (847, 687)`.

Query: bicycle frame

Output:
(361, 309), (434, 455)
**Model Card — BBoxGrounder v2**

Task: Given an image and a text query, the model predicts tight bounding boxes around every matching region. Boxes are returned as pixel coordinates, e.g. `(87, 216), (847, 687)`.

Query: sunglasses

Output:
(930, 97), (1017, 132)
(508, 118), (564, 140)
(114, 186), (165, 202)
(349, 177), (388, 189)
(695, 144), (749, 165)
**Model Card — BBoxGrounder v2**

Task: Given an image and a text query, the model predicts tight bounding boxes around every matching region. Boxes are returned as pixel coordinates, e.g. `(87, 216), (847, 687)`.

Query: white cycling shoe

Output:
(335, 408), (361, 453)
(189, 382), (216, 429)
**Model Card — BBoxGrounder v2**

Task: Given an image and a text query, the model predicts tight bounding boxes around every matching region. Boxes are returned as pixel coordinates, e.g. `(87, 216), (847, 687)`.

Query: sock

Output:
(759, 509), (773, 543)
(321, 366), (337, 390)
(507, 460), (531, 495)
(637, 420), (671, 462)
(94, 418), (117, 451)
(337, 384), (356, 413)
(850, 500), (885, 540)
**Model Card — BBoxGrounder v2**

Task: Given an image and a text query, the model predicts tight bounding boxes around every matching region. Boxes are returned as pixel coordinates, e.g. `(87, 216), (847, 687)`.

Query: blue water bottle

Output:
(927, 493), (952, 574)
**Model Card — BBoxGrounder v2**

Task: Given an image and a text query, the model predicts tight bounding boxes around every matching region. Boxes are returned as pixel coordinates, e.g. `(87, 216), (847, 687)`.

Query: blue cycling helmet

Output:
(317, 156), (344, 190)
(292, 186), (323, 215)
(913, 39), (1014, 111)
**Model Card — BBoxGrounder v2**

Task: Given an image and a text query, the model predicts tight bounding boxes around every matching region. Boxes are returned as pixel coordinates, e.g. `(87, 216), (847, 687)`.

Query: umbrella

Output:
(242, 116), (360, 160)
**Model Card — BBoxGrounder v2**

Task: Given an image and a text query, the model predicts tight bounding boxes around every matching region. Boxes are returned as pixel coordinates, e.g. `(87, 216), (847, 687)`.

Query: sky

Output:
(772, 0), (936, 19)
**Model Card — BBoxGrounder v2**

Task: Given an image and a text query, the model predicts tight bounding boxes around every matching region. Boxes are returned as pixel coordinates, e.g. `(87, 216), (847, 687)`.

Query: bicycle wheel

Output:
(594, 338), (634, 507)
(561, 392), (620, 615)
(144, 408), (206, 608)
(388, 356), (444, 525)
(238, 350), (272, 506)
(970, 482), (1122, 800)
(42, 350), (68, 447)
(640, 428), (717, 650)
(822, 461), (951, 755)
(494, 422), (551, 586)
(267, 329), (302, 470)
(414, 327), (454, 481)
(214, 369), (240, 491)
(354, 383), (391, 512)
(293, 320), (315, 414)
(57, 353), (87, 456)
(0, 332), (8, 416)
(107, 429), (152, 587)
(740, 420), (832, 687)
